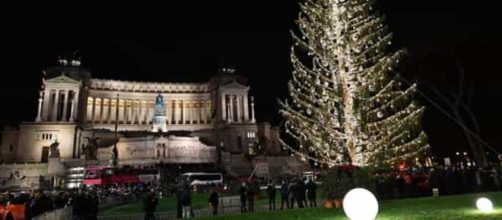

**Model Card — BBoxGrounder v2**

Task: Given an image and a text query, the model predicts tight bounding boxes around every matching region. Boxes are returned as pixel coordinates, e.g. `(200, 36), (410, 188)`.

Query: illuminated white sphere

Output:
(343, 188), (379, 220)
(476, 197), (493, 213)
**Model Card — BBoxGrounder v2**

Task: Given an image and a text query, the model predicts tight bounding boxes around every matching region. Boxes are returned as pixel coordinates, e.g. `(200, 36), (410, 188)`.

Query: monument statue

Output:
(49, 140), (60, 158)
(154, 93), (165, 116)
(83, 137), (100, 160)
(82, 137), (120, 161)
(156, 93), (164, 108)
(152, 93), (168, 132)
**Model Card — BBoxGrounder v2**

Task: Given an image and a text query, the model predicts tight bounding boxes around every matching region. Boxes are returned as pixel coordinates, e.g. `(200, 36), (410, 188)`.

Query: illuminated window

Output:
(246, 132), (256, 139)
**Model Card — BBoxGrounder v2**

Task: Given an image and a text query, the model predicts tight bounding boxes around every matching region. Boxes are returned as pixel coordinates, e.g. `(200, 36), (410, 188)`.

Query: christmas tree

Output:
(279, 0), (429, 167)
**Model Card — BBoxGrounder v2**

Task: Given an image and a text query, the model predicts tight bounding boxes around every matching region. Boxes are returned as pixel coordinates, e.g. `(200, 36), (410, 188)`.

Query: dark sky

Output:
(2, 1), (502, 158)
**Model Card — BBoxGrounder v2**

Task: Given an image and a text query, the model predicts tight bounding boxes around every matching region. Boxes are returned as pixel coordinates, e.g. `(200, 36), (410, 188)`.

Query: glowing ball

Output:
(476, 197), (493, 213)
(343, 188), (379, 220)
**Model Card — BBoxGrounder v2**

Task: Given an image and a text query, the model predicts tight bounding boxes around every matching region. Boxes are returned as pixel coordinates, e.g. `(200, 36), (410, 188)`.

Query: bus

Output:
(178, 172), (223, 186)
(82, 165), (159, 186)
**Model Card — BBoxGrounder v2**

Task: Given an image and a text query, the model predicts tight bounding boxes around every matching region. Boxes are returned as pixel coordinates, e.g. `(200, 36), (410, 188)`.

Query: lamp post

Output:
(216, 141), (223, 170)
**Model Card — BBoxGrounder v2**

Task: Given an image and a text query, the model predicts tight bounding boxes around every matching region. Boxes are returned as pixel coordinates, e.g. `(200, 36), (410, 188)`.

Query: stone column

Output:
(179, 100), (184, 124)
(243, 94), (249, 122)
(123, 99), (128, 124)
(166, 100), (171, 124)
(41, 89), (51, 121)
(71, 90), (79, 122)
(221, 93), (226, 121)
(140, 100), (145, 124)
(129, 100), (134, 124)
(134, 100), (139, 124)
(250, 96), (256, 123)
(98, 98), (104, 124)
(198, 101), (203, 124)
(192, 101), (197, 124)
(91, 97), (96, 124)
(136, 100), (141, 124)
(52, 90), (60, 121)
(107, 98), (112, 124)
(36, 91), (43, 122)
(69, 91), (75, 122)
(173, 100), (178, 124)
(73, 90), (80, 121)
(236, 95), (242, 123)
(185, 101), (190, 124)
(229, 95), (234, 122)
(149, 100), (153, 124)
(206, 101), (212, 123)
(108, 98), (115, 124)
(61, 90), (69, 121)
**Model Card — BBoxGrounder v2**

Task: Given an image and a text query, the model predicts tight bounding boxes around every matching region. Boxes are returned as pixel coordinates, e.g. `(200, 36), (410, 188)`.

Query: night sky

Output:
(2, 1), (502, 159)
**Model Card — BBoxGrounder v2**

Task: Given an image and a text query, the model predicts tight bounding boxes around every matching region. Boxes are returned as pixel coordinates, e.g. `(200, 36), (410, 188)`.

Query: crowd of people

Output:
(374, 162), (502, 199)
(2, 161), (502, 219)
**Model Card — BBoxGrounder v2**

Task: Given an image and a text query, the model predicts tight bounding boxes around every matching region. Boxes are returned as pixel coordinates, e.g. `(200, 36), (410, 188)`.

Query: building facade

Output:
(0, 58), (306, 188)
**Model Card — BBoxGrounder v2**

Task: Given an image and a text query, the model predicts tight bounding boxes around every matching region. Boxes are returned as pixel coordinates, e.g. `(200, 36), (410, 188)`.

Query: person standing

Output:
(288, 180), (296, 209)
(208, 188), (219, 216)
(89, 191), (100, 220)
(306, 179), (317, 207)
(175, 186), (183, 219)
(239, 182), (247, 213)
(280, 180), (289, 209)
(143, 190), (158, 220)
(295, 180), (306, 208)
(181, 187), (192, 218)
(247, 183), (255, 212)
(267, 180), (276, 210)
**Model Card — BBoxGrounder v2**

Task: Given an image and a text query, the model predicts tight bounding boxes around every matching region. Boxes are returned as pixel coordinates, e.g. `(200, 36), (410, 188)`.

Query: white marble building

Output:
(0, 58), (296, 181)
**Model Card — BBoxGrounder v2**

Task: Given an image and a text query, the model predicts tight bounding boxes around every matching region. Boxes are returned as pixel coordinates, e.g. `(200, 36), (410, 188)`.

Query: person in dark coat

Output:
(295, 180), (306, 208)
(306, 179), (317, 207)
(29, 190), (51, 218)
(267, 180), (276, 210)
(143, 191), (158, 220)
(175, 186), (183, 218)
(239, 182), (247, 213)
(288, 180), (296, 209)
(180, 187), (192, 218)
(247, 183), (255, 212)
(280, 180), (289, 209)
(208, 188), (219, 216)
(89, 191), (100, 220)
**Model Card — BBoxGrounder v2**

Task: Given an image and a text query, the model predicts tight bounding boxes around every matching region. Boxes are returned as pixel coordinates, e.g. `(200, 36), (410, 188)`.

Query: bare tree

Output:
(425, 54), (486, 166)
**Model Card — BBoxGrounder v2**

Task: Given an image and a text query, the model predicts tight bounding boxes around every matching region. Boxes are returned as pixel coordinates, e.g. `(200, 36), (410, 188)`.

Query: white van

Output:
(178, 172), (223, 186)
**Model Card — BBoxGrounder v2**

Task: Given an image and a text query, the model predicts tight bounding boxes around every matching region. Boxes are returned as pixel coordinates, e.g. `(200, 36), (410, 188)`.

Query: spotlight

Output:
(343, 188), (379, 220)
(476, 197), (493, 213)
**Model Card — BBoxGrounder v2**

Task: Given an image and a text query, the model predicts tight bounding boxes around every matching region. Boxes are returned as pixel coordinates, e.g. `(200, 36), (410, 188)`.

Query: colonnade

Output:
(38, 89), (79, 122)
(85, 97), (212, 125)
(221, 94), (255, 123)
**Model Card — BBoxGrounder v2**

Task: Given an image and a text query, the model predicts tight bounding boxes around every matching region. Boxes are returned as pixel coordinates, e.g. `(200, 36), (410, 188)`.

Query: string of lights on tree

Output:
(279, 0), (430, 167)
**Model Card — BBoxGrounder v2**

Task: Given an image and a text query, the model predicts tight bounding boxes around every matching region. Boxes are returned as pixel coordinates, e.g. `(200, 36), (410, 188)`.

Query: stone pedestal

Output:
(152, 115), (167, 132)
(48, 158), (65, 177)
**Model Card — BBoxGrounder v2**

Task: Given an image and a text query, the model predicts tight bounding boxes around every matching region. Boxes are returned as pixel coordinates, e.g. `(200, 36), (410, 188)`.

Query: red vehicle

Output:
(83, 165), (155, 186)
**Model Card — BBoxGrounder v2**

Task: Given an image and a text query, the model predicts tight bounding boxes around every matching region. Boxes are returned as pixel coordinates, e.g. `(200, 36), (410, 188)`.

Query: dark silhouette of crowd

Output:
(374, 162), (502, 200)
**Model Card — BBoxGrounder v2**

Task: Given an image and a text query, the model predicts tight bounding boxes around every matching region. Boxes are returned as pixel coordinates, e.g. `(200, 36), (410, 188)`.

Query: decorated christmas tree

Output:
(280, 0), (429, 167)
